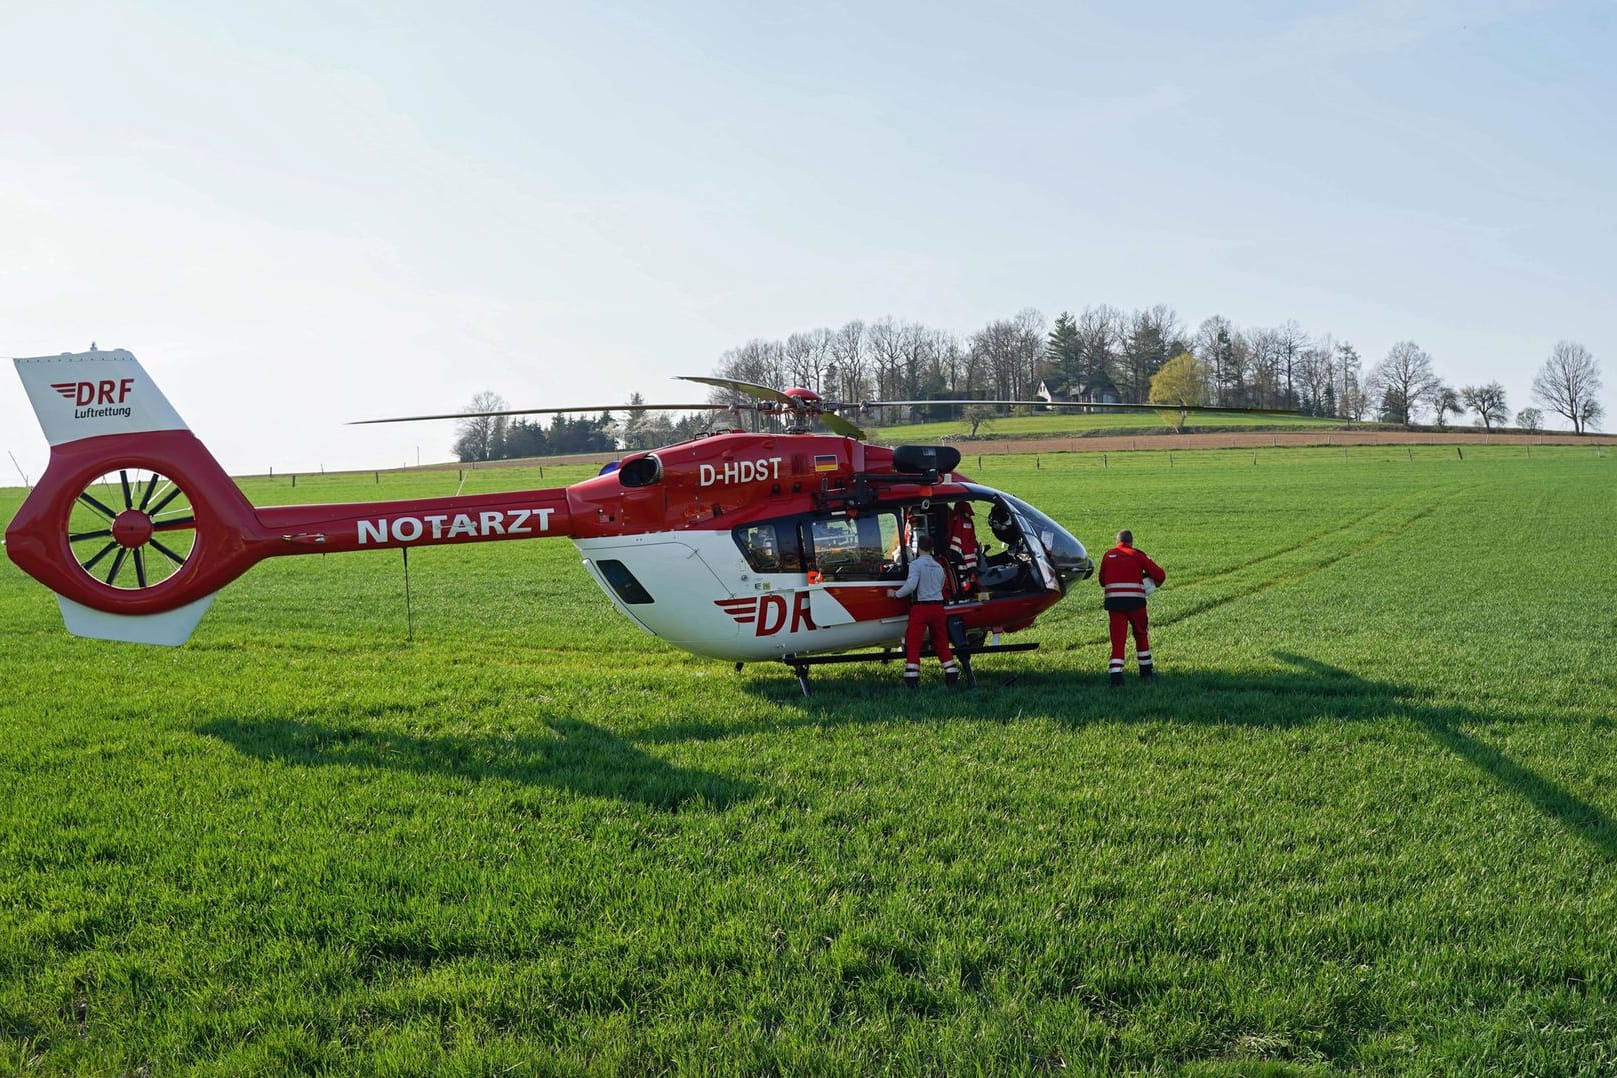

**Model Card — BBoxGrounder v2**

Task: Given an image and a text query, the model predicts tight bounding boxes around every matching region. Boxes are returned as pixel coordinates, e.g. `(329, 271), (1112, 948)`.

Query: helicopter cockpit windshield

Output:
(960, 484), (1093, 593)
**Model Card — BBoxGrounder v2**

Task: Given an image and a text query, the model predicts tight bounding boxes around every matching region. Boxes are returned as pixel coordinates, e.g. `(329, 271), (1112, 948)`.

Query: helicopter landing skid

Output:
(779, 642), (1039, 697)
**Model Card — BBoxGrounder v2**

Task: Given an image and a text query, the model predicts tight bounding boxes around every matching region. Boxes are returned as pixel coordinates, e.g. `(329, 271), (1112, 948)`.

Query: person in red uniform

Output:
(1098, 529), (1166, 685)
(889, 535), (961, 689)
(946, 501), (979, 596)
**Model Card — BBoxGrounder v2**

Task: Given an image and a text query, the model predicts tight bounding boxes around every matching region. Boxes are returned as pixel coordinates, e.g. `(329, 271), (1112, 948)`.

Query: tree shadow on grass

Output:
(199, 714), (755, 811)
(646, 650), (1617, 856)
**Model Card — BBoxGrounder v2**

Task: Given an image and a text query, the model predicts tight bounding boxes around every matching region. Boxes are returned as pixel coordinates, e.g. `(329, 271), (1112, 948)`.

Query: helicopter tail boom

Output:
(8, 349), (579, 646)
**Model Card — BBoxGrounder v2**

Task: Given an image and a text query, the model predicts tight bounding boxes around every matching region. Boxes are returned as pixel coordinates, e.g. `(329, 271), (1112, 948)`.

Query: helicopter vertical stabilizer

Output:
(8, 349), (252, 644)
(15, 348), (190, 446)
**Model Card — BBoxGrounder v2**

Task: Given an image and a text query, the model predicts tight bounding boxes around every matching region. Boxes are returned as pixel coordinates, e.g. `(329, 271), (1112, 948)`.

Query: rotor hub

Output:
(112, 509), (154, 549)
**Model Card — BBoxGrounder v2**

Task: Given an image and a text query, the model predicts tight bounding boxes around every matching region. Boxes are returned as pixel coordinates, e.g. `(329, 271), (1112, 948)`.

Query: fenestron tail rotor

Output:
(67, 468), (197, 590)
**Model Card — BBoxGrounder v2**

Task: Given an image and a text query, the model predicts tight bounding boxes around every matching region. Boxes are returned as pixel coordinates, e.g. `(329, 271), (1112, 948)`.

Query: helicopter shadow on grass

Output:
(643, 651), (1617, 857)
(198, 707), (756, 812)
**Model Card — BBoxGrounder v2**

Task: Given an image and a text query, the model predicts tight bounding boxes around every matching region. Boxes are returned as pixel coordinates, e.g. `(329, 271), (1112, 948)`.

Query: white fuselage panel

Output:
(574, 532), (908, 661)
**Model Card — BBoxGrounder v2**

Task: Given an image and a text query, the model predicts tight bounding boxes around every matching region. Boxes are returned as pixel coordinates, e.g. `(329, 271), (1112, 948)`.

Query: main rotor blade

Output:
(677, 376), (797, 405)
(865, 399), (1303, 415)
(818, 411), (866, 440)
(349, 403), (729, 425)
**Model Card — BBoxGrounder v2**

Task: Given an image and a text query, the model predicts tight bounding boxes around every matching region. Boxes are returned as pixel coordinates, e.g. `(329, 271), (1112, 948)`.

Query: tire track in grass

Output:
(1155, 485), (1471, 629)
(1167, 500), (1401, 589)
(1062, 485), (1473, 648)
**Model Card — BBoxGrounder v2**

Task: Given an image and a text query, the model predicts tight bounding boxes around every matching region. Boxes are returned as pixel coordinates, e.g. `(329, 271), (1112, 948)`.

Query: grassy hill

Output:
(868, 408), (1385, 443)
(2, 444), (1614, 1074)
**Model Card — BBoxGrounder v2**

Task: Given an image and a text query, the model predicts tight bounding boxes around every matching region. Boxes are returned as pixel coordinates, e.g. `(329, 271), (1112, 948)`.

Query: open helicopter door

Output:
(996, 498), (1060, 593)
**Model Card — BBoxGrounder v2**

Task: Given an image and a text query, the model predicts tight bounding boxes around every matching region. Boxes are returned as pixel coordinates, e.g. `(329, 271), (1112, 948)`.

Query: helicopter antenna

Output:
(402, 547), (414, 642)
(7, 451), (30, 491)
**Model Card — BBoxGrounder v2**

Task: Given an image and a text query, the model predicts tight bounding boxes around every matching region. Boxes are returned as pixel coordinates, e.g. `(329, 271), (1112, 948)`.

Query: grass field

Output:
(868, 409), (1378, 443)
(3, 443), (1615, 1075)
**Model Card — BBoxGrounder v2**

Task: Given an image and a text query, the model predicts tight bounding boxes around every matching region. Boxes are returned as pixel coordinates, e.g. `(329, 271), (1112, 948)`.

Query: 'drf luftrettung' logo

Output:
(53, 379), (135, 419)
(715, 593), (817, 636)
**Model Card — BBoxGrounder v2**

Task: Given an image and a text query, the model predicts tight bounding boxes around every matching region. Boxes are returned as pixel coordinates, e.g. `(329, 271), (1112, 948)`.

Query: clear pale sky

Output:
(3, 0), (1612, 479)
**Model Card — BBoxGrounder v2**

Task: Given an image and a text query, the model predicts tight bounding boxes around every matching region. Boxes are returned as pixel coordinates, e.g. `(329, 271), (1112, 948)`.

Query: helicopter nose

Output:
(1047, 526), (1092, 585)
(1005, 494), (1091, 585)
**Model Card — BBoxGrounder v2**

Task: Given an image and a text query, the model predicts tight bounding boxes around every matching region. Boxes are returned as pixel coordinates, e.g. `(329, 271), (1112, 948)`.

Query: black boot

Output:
(1109, 671), (1124, 687)
(904, 674), (919, 690)
(1139, 664), (1155, 680)
(946, 671), (960, 688)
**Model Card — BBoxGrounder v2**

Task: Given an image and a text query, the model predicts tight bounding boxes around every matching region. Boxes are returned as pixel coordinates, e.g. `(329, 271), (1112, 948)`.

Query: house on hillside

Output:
(1038, 375), (1122, 407)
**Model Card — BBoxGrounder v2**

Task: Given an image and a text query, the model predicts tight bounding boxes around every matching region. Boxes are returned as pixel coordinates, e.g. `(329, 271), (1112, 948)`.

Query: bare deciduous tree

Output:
(970, 315), (1042, 401)
(1460, 383), (1510, 431)
(1120, 305), (1182, 403)
(1531, 341), (1603, 434)
(1366, 342), (1440, 426)
(830, 320), (867, 401)
(1297, 343), (1335, 416)
(1075, 305), (1123, 401)
(1432, 385), (1461, 429)
(713, 339), (785, 430)
(1246, 327), (1283, 409)
(452, 391), (509, 462)
(783, 328), (834, 394)
(1013, 307), (1047, 396)
(1192, 315), (1234, 405)
(867, 318), (905, 402)
(1276, 320), (1309, 408)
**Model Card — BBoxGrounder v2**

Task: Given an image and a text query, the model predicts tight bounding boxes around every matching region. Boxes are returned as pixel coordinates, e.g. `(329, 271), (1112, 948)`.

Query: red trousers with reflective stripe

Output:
(1108, 607), (1149, 662)
(904, 603), (954, 666)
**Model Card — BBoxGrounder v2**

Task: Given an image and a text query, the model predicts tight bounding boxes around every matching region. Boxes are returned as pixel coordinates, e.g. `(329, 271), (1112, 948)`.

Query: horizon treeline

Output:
(453, 307), (1603, 460)
(712, 307), (1369, 420)
(704, 307), (1600, 433)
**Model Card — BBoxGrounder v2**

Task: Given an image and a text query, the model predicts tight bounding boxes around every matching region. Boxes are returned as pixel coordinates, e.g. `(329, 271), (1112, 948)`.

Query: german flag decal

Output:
(813, 454), (838, 472)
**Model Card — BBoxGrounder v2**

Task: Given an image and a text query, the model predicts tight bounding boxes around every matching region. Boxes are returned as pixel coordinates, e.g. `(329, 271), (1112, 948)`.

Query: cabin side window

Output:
(807, 511), (904, 581)
(732, 520), (806, 573)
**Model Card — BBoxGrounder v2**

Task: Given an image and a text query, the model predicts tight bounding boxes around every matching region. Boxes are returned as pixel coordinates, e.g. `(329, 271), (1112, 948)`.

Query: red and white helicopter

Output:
(7, 348), (1229, 693)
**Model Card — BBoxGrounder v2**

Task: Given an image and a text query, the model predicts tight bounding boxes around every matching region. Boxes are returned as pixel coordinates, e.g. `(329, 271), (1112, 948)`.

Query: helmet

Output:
(988, 503), (1016, 541)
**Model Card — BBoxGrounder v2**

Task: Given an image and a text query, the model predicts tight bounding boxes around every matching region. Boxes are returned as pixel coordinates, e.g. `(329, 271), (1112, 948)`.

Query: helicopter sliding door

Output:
(801, 510), (904, 627)
(805, 511), (904, 583)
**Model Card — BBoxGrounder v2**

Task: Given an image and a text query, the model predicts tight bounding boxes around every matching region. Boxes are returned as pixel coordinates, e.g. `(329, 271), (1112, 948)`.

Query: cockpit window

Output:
(733, 520), (805, 573)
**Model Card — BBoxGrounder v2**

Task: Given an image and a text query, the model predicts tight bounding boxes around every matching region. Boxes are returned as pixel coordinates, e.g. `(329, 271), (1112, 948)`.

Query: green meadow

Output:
(2, 443), (1614, 1075)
